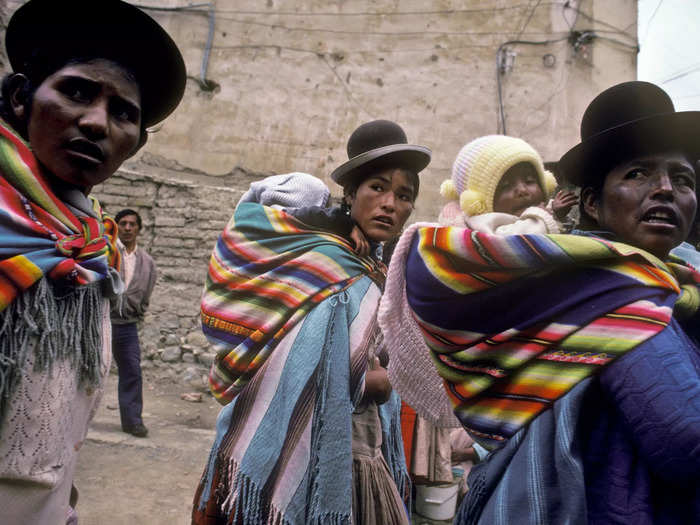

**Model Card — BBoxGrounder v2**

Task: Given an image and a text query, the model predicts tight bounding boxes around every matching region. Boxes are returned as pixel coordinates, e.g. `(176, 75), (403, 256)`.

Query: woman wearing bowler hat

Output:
(194, 120), (430, 524)
(378, 81), (700, 524)
(0, 0), (185, 522)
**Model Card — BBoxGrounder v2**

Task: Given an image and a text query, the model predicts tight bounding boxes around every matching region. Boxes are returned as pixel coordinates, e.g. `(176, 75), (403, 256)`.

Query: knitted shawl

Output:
(201, 202), (384, 403)
(401, 225), (699, 449)
(0, 119), (120, 417)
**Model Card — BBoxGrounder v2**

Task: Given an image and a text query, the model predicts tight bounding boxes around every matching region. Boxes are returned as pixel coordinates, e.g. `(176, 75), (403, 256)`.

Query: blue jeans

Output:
(111, 322), (143, 428)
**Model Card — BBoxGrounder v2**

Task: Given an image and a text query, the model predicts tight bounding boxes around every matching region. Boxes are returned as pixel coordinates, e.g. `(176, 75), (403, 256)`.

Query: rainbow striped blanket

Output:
(201, 202), (384, 403)
(402, 225), (699, 448)
(0, 119), (120, 311)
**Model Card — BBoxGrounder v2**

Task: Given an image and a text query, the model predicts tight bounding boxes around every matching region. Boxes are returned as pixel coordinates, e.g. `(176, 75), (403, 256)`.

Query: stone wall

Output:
(92, 169), (257, 388)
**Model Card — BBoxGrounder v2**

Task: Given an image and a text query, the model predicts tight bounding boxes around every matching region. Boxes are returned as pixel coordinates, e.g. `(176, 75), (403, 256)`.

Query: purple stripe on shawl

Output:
(406, 240), (673, 334)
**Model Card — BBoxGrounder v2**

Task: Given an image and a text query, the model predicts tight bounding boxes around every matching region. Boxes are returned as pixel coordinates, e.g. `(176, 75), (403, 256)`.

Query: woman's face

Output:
(583, 152), (697, 259)
(21, 59), (142, 192)
(347, 168), (416, 242)
(493, 162), (544, 215)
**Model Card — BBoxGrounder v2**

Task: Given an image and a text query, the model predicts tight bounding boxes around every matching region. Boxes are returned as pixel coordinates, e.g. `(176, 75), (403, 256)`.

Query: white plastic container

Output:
(415, 482), (459, 521)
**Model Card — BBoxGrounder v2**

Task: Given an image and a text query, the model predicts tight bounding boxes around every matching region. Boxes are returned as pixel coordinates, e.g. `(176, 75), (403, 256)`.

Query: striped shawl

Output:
(201, 202), (384, 403)
(193, 276), (409, 525)
(0, 119), (120, 418)
(401, 225), (699, 449)
(0, 119), (120, 310)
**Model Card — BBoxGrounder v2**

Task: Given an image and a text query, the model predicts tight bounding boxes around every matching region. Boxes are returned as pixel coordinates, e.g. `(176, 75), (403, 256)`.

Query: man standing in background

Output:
(112, 209), (157, 437)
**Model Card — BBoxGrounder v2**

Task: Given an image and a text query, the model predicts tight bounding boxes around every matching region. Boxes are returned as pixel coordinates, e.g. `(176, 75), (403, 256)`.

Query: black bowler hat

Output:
(330, 120), (431, 187)
(559, 81), (700, 187)
(6, 0), (186, 127)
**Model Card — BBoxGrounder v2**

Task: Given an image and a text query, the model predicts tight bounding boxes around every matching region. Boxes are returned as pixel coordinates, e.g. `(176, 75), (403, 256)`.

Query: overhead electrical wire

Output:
(132, 2), (557, 16)
(130, 0), (640, 131)
(496, 37), (569, 134)
(640, 0), (664, 45)
(659, 65), (700, 85)
(515, 0), (544, 40)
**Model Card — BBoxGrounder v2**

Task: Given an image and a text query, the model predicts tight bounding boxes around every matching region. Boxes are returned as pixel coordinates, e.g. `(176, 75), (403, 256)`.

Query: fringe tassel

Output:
(0, 278), (104, 421)
(307, 294), (340, 520)
(211, 293), (353, 525)
(217, 457), (297, 525)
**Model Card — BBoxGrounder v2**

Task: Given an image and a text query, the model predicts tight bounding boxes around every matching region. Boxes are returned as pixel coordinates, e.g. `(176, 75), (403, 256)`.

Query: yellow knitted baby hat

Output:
(440, 135), (556, 216)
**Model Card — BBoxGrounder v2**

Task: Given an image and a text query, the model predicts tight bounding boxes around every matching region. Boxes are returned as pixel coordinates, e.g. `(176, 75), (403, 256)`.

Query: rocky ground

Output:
(73, 369), (453, 525)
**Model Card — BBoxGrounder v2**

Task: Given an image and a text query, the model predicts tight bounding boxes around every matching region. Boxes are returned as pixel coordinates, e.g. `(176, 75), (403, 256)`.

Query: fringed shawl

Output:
(402, 225), (699, 449)
(0, 120), (120, 419)
(0, 120), (120, 308)
(201, 202), (384, 404)
(193, 277), (409, 525)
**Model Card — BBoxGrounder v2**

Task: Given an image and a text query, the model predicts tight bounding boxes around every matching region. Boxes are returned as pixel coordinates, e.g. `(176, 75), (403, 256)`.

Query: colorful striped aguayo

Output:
(403, 226), (700, 448)
(0, 119), (120, 312)
(201, 202), (385, 403)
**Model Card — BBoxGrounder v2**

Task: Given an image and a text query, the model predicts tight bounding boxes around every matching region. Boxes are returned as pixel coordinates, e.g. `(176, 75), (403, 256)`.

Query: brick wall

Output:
(93, 169), (243, 387)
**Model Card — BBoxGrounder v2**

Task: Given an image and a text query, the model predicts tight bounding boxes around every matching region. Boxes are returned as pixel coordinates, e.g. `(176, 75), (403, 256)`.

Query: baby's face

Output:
(493, 162), (545, 216)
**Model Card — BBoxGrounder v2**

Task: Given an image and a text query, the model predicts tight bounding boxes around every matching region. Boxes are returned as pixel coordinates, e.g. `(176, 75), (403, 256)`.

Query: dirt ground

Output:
(73, 370), (452, 525)
(73, 370), (219, 525)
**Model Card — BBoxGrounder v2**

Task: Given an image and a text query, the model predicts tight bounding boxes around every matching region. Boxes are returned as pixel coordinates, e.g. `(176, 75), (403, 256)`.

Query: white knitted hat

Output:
(377, 222), (462, 428)
(440, 135), (557, 216)
(237, 172), (330, 210)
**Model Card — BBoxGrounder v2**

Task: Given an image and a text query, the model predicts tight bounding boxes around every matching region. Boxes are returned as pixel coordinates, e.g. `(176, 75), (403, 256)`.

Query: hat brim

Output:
(560, 111), (700, 187)
(6, 0), (186, 127)
(331, 144), (431, 187)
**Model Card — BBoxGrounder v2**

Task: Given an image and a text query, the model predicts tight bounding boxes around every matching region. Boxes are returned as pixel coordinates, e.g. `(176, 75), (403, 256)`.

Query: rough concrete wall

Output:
(124, 0), (638, 222)
(0, 0), (638, 219)
(92, 170), (244, 387)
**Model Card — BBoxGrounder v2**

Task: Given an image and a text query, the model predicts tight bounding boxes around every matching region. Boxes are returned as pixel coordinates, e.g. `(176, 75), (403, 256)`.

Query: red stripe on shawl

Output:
(463, 396), (548, 415)
(0, 275), (18, 305)
(627, 260), (680, 292)
(0, 259), (39, 289)
(451, 228), (493, 267)
(491, 380), (587, 400)
(470, 229), (516, 268)
(419, 329), (476, 351)
(424, 228), (515, 288)
(593, 316), (669, 332)
(234, 281), (305, 309)
(614, 301), (673, 322)
(221, 235), (354, 287)
(425, 249), (493, 291)
(48, 259), (76, 279)
(0, 183), (65, 236)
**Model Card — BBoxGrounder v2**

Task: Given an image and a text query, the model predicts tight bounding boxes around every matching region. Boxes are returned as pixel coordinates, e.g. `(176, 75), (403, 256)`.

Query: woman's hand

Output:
(552, 190), (578, 220)
(363, 357), (392, 405)
(350, 225), (370, 257)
